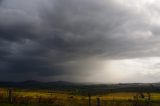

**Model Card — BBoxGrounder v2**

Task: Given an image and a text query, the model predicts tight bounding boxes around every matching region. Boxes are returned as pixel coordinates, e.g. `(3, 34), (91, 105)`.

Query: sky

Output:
(0, 0), (160, 83)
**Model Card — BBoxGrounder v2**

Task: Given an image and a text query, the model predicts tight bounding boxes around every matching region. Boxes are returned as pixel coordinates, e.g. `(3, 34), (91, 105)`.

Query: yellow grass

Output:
(1, 88), (160, 101)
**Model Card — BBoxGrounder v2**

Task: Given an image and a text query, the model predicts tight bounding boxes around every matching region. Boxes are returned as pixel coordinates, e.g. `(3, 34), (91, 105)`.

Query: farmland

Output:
(0, 88), (160, 106)
(0, 81), (160, 106)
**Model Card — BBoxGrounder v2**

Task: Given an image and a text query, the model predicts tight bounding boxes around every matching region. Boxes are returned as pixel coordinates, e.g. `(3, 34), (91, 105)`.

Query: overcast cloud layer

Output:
(0, 0), (160, 82)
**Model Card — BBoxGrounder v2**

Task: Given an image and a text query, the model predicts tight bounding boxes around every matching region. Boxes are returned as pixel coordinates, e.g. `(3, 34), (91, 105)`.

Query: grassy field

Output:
(0, 88), (160, 106)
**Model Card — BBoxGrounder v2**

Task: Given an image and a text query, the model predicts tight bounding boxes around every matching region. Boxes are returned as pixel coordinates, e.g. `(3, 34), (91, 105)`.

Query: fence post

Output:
(38, 96), (42, 104)
(88, 93), (91, 106)
(97, 98), (100, 106)
(8, 89), (13, 103)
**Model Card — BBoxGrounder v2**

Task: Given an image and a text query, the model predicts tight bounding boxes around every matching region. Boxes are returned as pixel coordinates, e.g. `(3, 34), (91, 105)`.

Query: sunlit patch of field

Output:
(13, 91), (72, 99)
(149, 93), (160, 101)
(90, 92), (135, 100)
(93, 92), (146, 100)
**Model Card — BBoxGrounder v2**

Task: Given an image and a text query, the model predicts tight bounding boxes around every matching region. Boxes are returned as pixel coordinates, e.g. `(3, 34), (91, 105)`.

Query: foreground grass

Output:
(1, 88), (160, 106)
(3, 90), (160, 101)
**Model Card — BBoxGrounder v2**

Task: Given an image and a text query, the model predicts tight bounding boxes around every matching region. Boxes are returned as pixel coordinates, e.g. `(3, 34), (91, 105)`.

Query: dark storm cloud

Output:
(0, 0), (159, 81)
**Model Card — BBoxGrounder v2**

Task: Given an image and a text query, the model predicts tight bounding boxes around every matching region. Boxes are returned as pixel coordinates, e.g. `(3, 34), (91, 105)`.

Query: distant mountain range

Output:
(0, 80), (160, 94)
(0, 80), (76, 89)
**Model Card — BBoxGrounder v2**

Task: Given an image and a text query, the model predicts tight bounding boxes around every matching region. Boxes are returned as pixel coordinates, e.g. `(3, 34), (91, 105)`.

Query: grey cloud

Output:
(0, 0), (159, 81)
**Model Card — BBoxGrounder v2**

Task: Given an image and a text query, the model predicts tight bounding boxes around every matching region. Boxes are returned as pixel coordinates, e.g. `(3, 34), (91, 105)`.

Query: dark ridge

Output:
(0, 81), (160, 95)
